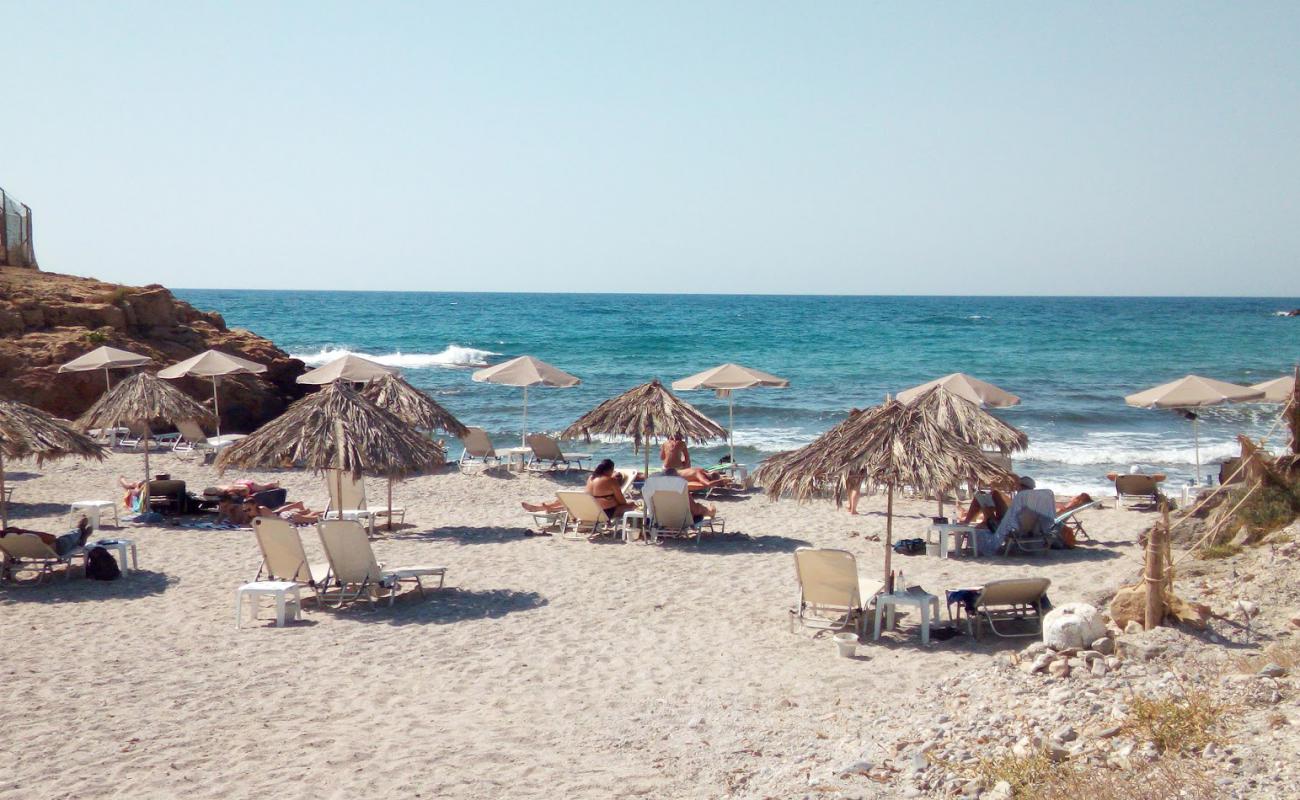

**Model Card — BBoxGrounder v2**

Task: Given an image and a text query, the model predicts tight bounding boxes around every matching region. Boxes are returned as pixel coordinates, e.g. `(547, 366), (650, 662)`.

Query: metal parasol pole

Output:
(212, 376), (222, 437)
(521, 386), (529, 447)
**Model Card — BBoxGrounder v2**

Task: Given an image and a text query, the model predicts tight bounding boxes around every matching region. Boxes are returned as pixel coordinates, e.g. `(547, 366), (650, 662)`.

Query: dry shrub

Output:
(963, 750), (1212, 800)
(1234, 484), (1300, 540)
(1198, 543), (1241, 560)
(1231, 641), (1300, 674)
(1124, 690), (1224, 754)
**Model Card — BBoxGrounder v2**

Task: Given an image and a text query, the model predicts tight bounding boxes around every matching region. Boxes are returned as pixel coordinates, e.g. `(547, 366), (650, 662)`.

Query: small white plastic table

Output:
(927, 523), (979, 558)
(88, 538), (138, 573)
(235, 581), (302, 628)
(70, 500), (119, 531)
(323, 509), (377, 537)
(500, 446), (532, 472)
(873, 590), (942, 645)
(622, 510), (649, 543)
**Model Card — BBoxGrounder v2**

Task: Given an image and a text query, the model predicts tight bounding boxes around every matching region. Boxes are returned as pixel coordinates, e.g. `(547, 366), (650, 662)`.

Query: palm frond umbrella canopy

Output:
(296, 354), (398, 385)
(472, 355), (580, 446)
(673, 363), (789, 465)
(561, 379), (727, 478)
(75, 372), (215, 487)
(1125, 374), (1264, 483)
(361, 373), (469, 438)
(216, 380), (445, 480)
(897, 373), (1020, 408)
(755, 397), (1015, 586)
(1, 399), (105, 529)
(157, 349), (267, 436)
(360, 373), (467, 529)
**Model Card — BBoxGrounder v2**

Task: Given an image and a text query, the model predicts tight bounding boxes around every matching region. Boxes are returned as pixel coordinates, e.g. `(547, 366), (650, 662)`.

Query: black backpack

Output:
(85, 546), (121, 581)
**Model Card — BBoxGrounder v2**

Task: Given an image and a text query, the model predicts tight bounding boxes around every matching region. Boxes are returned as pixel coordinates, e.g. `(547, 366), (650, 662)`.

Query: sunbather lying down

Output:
(0, 517), (91, 556)
(659, 434), (738, 490)
(218, 497), (322, 526)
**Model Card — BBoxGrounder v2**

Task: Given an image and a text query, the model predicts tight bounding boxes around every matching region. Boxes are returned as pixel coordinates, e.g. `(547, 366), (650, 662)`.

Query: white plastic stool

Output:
(70, 500), (119, 531)
(235, 581), (302, 628)
(873, 591), (942, 645)
(621, 510), (648, 543)
(88, 538), (138, 573)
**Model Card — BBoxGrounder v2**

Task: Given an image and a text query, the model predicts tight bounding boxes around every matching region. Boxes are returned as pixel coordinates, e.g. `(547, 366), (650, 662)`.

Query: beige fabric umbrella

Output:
(1125, 374), (1264, 483)
(58, 345), (152, 393)
(297, 354), (398, 385)
(896, 373), (1020, 408)
(1249, 375), (1296, 404)
(158, 350), (267, 436)
(76, 372), (215, 493)
(672, 363), (789, 464)
(755, 398), (1014, 587)
(562, 379), (726, 479)
(1, 399), (106, 529)
(472, 356), (580, 446)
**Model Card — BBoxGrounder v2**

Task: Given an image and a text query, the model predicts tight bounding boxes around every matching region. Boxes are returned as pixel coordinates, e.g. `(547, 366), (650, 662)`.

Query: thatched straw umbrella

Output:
(361, 373), (468, 528)
(1, 399), (106, 529)
(561, 379), (727, 479)
(909, 386), (1029, 515)
(216, 381), (445, 523)
(755, 397), (1015, 587)
(76, 372), (215, 491)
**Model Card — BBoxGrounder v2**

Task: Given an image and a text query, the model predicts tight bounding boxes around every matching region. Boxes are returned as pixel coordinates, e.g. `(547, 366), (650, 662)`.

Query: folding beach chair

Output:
(789, 547), (882, 636)
(1113, 474), (1164, 509)
(323, 469), (403, 532)
(525, 434), (592, 472)
(554, 491), (616, 540)
(0, 532), (86, 584)
(252, 517), (329, 599)
(645, 486), (723, 544)
(959, 578), (1051, 639)
(315, 520), (446, 608)
(458, 427), (501, 470)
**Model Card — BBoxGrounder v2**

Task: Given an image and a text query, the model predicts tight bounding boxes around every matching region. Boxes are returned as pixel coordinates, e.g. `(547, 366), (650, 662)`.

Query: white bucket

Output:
(833, 632), (859, 658)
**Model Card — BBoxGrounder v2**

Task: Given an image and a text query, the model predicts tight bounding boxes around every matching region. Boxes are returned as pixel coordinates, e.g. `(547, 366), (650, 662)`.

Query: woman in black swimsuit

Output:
(520, 459), (635, 518)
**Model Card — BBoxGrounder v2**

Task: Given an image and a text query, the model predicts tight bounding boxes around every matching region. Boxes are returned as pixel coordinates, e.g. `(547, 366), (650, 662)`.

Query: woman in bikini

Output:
(521, 459), (636, 519)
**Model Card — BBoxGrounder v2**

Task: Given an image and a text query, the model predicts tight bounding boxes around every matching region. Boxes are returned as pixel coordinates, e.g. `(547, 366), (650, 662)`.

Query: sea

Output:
(175, 291), (1300, 496)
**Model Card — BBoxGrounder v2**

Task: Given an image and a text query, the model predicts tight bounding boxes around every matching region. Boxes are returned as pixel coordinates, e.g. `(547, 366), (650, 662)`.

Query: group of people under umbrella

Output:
(4, 338), (1298, 583)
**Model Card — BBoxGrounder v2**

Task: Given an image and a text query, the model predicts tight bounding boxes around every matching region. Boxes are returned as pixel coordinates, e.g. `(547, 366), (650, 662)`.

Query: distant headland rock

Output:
(0, 265), (307, 432)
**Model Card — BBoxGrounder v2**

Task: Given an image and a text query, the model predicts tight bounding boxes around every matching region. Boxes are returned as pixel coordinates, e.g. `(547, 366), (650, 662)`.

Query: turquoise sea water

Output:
(176, 290), (1300, 494)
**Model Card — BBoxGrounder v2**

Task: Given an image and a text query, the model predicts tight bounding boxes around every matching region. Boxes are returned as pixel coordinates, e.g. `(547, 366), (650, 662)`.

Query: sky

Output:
(5, 2), (1300, 296)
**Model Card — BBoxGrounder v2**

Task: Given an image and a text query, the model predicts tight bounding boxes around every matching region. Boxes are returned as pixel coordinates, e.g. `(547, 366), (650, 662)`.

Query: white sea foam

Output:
(291, 345), (498, 369)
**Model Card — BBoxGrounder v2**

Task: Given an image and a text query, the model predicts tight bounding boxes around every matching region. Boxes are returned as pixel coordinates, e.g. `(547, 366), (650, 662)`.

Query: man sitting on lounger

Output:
(644, 468), (717, 523)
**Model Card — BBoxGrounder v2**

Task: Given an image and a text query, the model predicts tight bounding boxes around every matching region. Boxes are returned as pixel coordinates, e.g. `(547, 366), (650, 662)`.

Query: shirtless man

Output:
(660, 434), (734, 489)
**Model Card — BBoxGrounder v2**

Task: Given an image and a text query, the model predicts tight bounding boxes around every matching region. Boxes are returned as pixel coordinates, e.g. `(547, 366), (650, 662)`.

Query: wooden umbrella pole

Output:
(1145, 497), (1168, 630)
(387, 477), (394, 532)
(1, 448), (8, 530)
(212, 376), (222, 437)
(141, 423), (152, 513)
(883, 484), (894, 591)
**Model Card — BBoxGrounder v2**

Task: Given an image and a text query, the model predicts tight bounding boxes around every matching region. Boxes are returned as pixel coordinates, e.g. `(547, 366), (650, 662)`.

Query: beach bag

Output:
(85, 546), (121, 581)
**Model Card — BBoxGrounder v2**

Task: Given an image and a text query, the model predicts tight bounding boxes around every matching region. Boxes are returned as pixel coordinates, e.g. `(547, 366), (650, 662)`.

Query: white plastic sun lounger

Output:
(315, 520), (446, 608)
(790, 547), (882, 637)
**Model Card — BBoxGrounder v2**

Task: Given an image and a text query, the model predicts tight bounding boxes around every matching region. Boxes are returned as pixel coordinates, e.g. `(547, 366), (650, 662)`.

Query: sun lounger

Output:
(458, 427), (501, 469)
(790, 547), (882, 637)
(987, 488), (1056, 555)
(252, 517), (329, 597)
(525, 434), (592, 472)
(645, 486), (723, 544)
(1114, 474), (1164, 509)
(1051, 499), (1104, 543)
(323, 469), (404, 530)
(315, 520), (446, 608)
(554, 491), (616, 540)
(0, 532), (86, 584)
(959, 578), (1051, 639)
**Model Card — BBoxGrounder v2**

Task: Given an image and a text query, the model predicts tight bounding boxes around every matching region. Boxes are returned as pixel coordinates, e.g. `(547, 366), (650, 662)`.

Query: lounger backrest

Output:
(324, 469), (368, 512)
(977, 577), (1051, 606)
(1115, 474), (1159, 496)
(253, 517), (312, 583)
(177, 420), (208, 443)
(461, 427), (496, 458)
(316, 520), (383, 584)
(1219, 457), (1245, 485)
(648, 488), (692, 529)
(0, 533), (59, 559)
(794, 548), (861, 610)
(526, 433), (563, 460)
(556, 491), (608, 523)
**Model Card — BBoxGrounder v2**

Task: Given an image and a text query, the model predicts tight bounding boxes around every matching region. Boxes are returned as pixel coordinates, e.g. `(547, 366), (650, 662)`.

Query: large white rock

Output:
(1042, 603), (1107, 651)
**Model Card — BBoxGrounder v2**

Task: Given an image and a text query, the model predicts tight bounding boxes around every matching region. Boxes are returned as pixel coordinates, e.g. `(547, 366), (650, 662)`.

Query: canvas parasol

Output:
(1125, 374), (1264, 483)
(76, 372), (215, 493)
(58, 345), (152, 393)
(216, 381), (445, 527)
(562, 379), (726, 481)
(361, 373), (467, 529)
(672, 363), (789, 466)
(1249, 374), (1296, 404)
(1, 399), (105, 529)
(157, 349), (267, 436)
(755, 393), (1015, 587)
(472, 356), (580, 446)
(297, 354), (398, 385)
(896, 373), (1020, 408)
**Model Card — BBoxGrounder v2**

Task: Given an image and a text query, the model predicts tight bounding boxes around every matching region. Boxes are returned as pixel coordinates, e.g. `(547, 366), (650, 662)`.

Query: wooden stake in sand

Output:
(1145, 497), (1169, 630)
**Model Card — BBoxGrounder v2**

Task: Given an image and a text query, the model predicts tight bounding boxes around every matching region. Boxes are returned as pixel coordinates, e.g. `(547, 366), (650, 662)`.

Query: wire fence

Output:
(0, 187), (37, 267)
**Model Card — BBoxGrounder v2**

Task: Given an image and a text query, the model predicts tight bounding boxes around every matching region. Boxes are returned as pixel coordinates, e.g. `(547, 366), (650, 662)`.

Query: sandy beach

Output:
(1, 451), (1154, 799)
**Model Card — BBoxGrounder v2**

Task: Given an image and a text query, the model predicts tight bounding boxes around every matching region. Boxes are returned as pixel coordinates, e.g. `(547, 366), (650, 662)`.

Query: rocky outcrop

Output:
(0, 266), (306, 432)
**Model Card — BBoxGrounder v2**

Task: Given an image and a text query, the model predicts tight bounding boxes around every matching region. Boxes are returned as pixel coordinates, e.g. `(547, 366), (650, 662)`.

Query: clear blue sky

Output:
(6, 2), (1299, 295)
